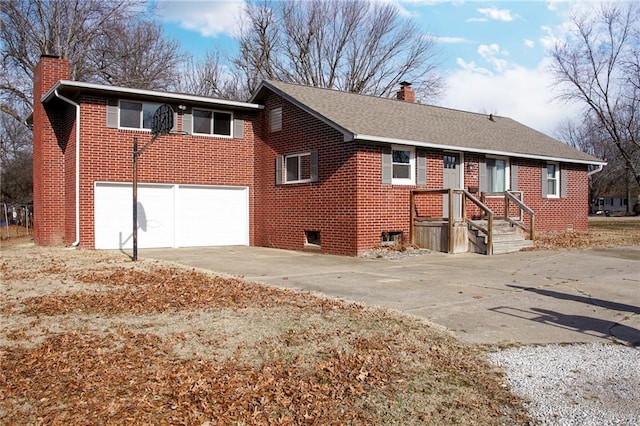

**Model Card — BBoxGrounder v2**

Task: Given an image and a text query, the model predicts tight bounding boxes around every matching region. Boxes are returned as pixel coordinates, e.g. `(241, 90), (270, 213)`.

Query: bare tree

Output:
(0, 107), (32, 204)
(87, 19), (187, 91)
(177, 52), (241, 100)
(549, 3), (640, 187)
(2, 0), (134, 117)
(1, 0), (185, 204)
(1, 0), (184, 119)
(556, 117), (632, 204)
(233, 0), (280, 99)
(233, 0), (442, 100)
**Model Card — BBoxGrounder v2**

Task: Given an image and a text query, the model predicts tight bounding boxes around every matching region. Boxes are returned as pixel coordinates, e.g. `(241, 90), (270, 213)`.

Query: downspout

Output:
(587, 164), (604, 177)
(54, 90), (80, 246)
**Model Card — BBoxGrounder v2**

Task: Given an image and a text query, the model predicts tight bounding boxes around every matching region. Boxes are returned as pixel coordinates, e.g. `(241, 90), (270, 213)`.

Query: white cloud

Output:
(440, 58), (581, 136)
(540, 2), (603, 52)
(476, 7), (515, 22)
(157, 0), (245, 38)
(466, 17), (488, 23)
(540, 25), (561, 50)
(524, 39), (535, 48)
(477, 43), (509, 73)
(546, 1), (559, 12)
(456, 58), (492, 75)
(435, 36), (470, 44)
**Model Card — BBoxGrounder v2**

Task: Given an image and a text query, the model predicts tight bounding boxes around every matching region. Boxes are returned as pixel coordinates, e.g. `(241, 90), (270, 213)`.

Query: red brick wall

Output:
(353, 146), (444, 253)
(34, 56), (591, 253)
(33, 56), (70, 245)
(75, 99), (257, 248)
(253, 94), (359, 255)
(253, 94), (592, 256)
(33, 55), (257, 248)
(515, 160), (589, 231)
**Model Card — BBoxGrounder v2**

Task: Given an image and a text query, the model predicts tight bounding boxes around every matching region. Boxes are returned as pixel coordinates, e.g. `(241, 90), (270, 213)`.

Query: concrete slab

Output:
(140, 245), (640, 346)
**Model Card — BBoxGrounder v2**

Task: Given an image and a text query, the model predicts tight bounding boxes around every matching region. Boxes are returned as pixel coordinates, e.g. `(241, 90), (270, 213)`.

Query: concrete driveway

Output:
(140, 245), (640, 346)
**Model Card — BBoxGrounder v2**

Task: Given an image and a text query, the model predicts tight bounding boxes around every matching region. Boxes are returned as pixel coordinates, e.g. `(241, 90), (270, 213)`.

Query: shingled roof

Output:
(254, 80), (604, 165)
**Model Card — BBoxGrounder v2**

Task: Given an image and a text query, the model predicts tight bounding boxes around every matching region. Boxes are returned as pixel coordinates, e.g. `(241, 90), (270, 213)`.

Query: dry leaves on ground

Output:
(530, 218), (640, 250)
(0, 245), (530, 425)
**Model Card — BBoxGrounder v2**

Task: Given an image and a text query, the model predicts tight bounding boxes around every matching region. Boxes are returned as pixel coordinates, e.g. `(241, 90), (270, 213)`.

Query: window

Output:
(286, 153), (312, 183)
(444, 155), (457, 170)
(381, 231), (403, 246)
(392, 146), (415, 185)
(119, 101), (159, 130)
(486, 157), (508, 192)
(276, 152), (318, 185)
(305, 230), (321, 247)
(270, 107), (282, 132)
(545, 162), (559, 197)
(192, 108), (232, 137)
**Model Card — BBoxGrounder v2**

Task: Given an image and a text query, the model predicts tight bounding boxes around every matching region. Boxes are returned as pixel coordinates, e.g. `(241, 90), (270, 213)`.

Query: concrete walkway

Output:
(140, 245), (640, 346)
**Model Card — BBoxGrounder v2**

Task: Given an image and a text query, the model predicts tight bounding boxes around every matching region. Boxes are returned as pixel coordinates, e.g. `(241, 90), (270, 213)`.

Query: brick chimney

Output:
(396, 81), (415, 103)
(32, 54), (70, 245)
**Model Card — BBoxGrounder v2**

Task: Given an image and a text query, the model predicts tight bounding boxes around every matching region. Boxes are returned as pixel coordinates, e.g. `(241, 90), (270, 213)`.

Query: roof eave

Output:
(42, 80), (264, 110)
(253, 80), (354, 140)
(352, 133), (607, 166)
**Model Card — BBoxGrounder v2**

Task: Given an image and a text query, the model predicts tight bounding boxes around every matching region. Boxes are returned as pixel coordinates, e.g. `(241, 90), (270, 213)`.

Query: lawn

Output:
(2, 216), (637, 424)
(531, 216), (640, 250)
(1, 244), (529, 425)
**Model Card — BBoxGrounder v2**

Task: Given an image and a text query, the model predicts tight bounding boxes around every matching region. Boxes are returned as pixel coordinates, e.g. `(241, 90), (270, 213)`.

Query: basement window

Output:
(381, 231), (403, 246)
(305, 230), (321, 247)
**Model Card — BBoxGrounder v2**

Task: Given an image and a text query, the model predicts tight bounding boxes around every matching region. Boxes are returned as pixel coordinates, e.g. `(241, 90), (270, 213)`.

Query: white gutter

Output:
(587, 163), (605, 176)
(44, 80), (263, 110)
(54, 90), (80, 247)
(350, 133), (608, 167)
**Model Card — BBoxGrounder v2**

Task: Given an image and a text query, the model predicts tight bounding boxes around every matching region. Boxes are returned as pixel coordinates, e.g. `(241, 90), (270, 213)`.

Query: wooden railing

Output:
(410, 189), (495, 254)
(461, 189), (495, 255)
(481, 191), (535, 240)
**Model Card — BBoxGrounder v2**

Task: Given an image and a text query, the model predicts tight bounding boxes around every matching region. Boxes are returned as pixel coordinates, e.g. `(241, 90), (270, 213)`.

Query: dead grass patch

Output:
(1, 245), (529, 425)
(530, 216), (640, 250)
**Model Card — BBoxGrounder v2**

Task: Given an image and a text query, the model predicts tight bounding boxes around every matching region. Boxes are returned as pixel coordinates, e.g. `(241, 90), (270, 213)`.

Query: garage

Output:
(94, 182), (249, 249)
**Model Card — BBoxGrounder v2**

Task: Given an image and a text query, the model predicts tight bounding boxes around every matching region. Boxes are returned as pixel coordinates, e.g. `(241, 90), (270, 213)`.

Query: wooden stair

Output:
(468, 219), (533, 255)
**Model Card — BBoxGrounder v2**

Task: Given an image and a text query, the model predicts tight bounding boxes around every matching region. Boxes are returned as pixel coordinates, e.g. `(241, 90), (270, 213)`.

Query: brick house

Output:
(32, 55), (605, 256)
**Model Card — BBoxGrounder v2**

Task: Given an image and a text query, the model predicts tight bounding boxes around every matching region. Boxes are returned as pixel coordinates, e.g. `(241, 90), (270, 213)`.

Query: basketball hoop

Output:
(151, 104), (174, 136)
(133, 103), (174, 261)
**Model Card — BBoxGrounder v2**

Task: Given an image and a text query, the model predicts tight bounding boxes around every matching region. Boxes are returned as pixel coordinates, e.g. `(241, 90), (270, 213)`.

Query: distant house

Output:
(32, 55), (606, 256)
(591, 185), (640, 215)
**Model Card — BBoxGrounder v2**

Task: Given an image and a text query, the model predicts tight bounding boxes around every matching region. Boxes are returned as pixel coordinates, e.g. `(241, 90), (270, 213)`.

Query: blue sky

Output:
(153, 0), (605, 137)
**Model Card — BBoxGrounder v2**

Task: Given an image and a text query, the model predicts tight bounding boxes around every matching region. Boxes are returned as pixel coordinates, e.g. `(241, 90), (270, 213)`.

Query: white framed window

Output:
(119, 100), (159, 130)
(270, 107), (282, 132)
(192, 108), (232, 137)
(285, 152), (312, 183)
(276, 152), (318, 185)
(545, 162), (559, 198)
(391, 145), (415, 185)
(486, 156), (510, 192)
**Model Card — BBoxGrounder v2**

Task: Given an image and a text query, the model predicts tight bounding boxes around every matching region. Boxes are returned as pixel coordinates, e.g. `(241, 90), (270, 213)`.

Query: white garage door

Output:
(94, 182), (249, 249)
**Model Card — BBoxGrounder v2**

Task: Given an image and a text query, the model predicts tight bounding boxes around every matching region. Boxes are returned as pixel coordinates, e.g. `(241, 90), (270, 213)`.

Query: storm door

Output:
(443, 153), (462, 219)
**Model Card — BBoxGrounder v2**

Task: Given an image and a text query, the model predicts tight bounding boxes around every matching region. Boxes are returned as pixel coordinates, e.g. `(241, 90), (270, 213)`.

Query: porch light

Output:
(467, 161), (475, 172)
